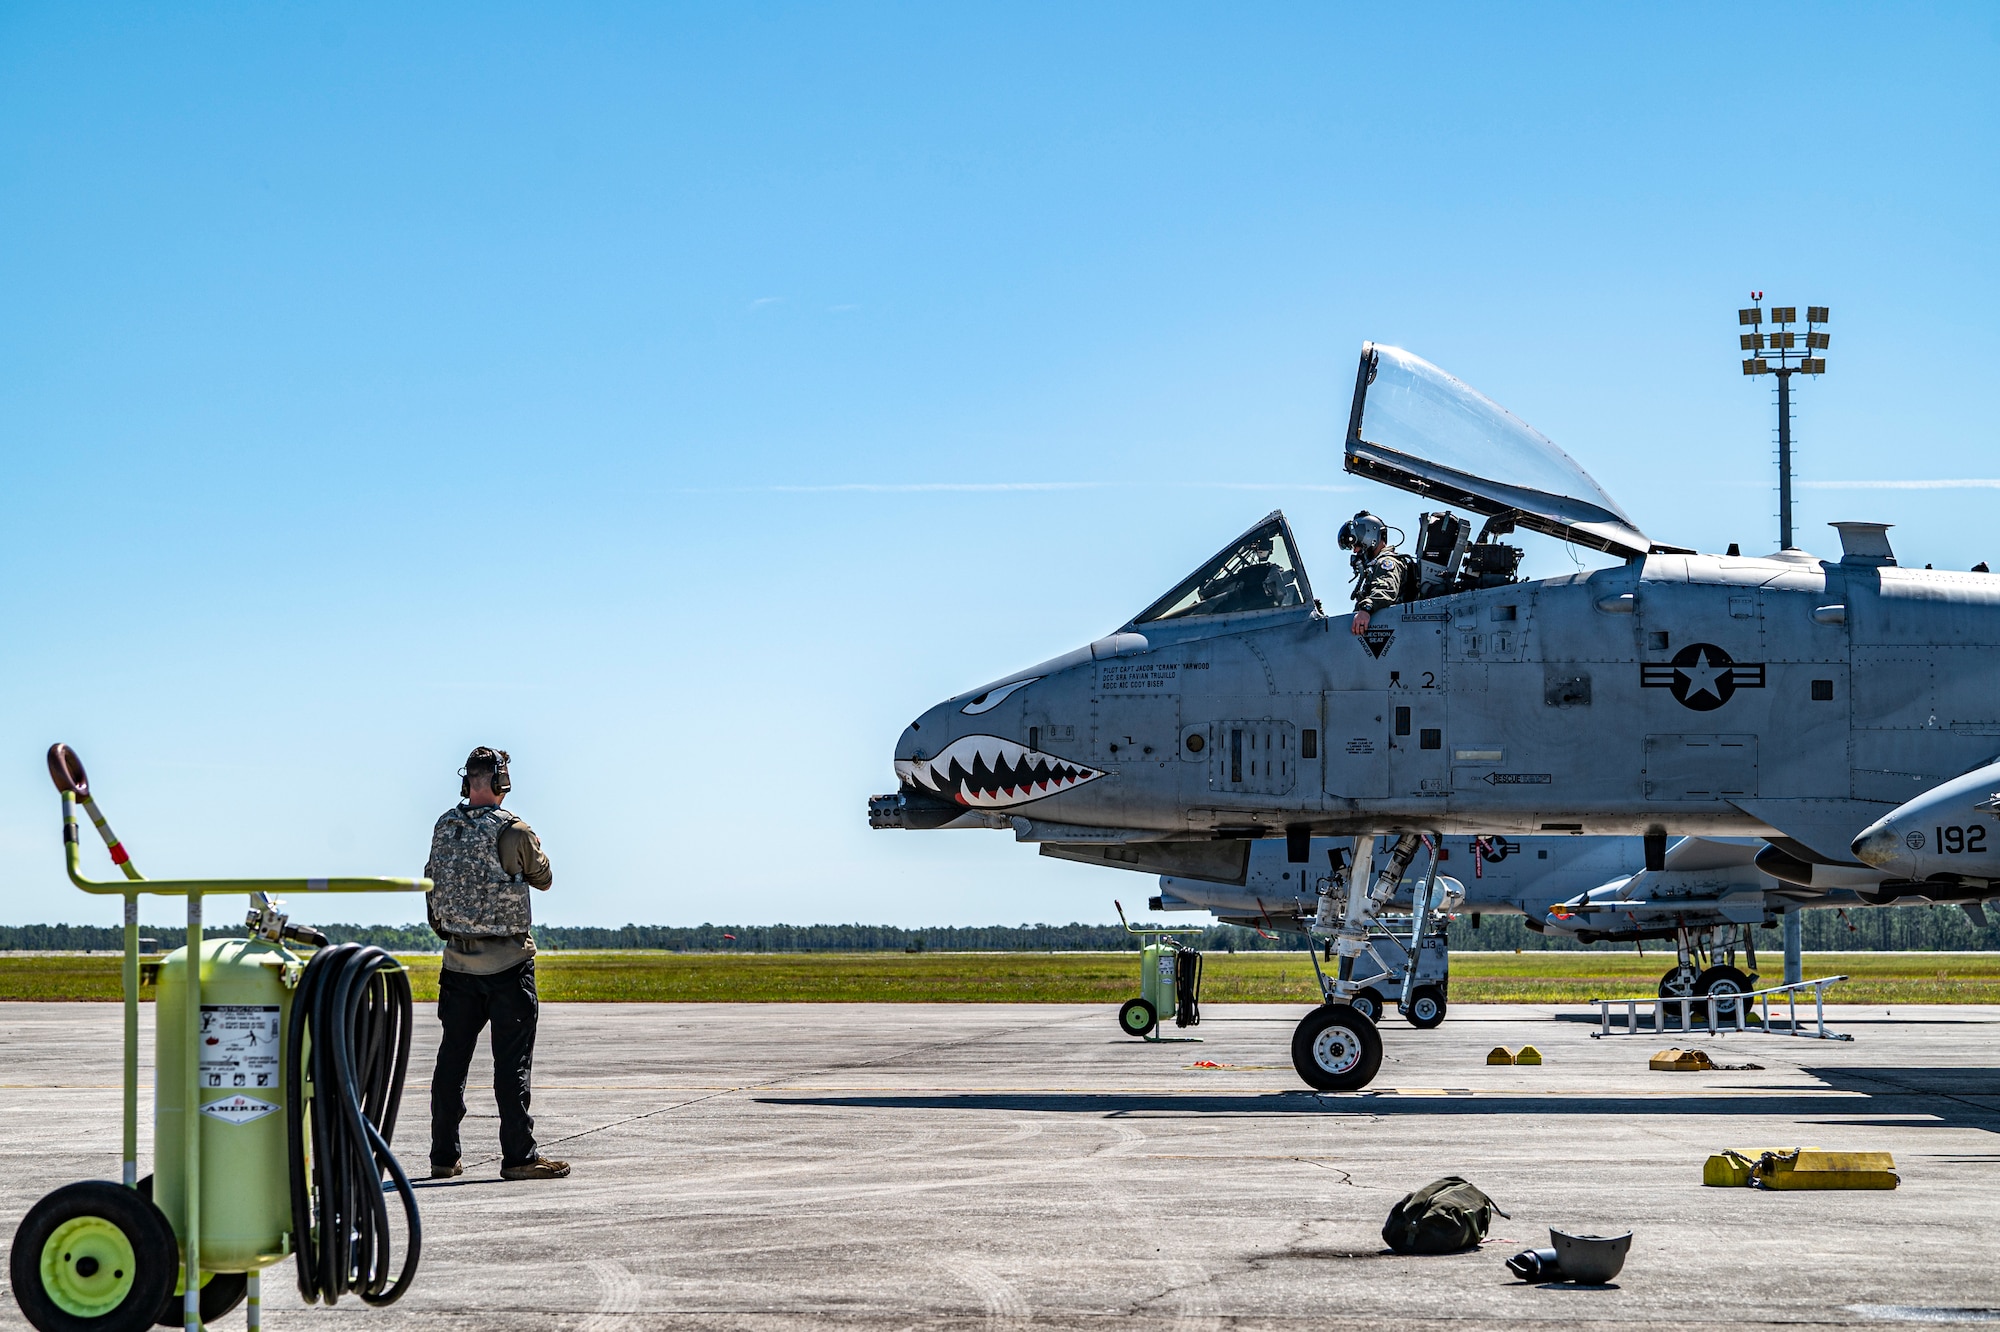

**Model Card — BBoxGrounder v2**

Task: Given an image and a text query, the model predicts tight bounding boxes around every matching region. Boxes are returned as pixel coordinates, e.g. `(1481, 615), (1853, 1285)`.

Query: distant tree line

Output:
(1, 905), (1995, 954)
(1458, 904), (2000, 953)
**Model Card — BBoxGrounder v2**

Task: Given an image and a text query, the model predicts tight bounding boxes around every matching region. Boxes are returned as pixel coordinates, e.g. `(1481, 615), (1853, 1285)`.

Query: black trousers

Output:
(430, 958), (540, 1168)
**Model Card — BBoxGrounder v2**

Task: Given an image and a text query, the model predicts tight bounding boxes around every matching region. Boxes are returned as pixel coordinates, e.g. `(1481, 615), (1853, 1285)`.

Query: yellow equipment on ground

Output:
(1703, 1148), (1899, 1189)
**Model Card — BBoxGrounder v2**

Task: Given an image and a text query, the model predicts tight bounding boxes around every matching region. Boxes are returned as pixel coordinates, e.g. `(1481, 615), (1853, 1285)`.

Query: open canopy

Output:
(1345, 344), (1681, 558)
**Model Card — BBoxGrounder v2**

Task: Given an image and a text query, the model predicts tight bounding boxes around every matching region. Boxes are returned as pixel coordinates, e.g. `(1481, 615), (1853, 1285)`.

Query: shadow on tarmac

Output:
(759, 1073), (2000, 1133)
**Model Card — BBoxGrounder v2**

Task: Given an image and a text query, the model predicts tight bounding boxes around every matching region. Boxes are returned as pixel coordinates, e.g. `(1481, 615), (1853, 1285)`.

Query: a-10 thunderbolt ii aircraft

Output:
(870, 341), (1999, 1090)
(1853, 758), (2000, 906)
(1150, 832), (1885, 1025)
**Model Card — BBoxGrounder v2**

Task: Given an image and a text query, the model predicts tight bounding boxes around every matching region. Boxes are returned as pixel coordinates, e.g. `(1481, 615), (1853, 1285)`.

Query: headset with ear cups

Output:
(459, 747), (512, 799)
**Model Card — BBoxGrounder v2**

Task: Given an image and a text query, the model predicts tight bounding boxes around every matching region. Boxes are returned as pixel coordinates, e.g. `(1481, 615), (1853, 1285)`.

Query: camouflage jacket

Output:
(426, 804), (532, 939)
(1351, 552), (1413, 614)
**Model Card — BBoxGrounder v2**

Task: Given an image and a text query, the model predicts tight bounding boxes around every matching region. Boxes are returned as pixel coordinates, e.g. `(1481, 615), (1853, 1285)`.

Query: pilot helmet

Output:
(1338, 511), (1389, 556)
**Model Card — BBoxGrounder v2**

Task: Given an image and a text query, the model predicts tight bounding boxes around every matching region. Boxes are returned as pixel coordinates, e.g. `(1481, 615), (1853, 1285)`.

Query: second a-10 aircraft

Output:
(1151, 831), (1888, 1028)
(871, 342), (2000, 1090)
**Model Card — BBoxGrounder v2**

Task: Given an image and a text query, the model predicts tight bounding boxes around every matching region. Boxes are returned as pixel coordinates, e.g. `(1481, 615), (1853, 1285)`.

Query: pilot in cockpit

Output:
(1338, 511), (1413, 636)
(1192, 534), (1294, 616)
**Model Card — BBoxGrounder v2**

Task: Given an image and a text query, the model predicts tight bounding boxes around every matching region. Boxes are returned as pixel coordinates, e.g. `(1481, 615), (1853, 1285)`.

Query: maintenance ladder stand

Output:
(1588, 975), (1854, 1042)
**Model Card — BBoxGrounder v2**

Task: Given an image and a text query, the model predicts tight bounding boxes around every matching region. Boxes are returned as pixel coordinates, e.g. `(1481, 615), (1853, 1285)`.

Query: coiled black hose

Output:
(1174, 946), (1203, 1027)
(285, 943), (421, 1306)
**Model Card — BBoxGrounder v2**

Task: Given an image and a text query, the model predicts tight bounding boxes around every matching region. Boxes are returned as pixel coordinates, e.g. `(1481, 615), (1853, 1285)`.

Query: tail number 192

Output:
(1937, 825), (1988, 854)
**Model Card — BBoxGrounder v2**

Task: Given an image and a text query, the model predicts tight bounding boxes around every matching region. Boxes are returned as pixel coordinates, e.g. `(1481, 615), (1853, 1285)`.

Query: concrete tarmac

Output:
(4, 999), (2000, 1329)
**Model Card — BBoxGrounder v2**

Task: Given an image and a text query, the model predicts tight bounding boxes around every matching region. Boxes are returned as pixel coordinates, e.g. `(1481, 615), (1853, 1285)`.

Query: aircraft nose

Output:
(1851, 819), (1913, 873)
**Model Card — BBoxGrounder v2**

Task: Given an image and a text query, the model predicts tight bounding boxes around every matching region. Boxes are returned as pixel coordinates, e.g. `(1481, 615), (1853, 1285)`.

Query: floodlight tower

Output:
(1744, 297), (1830, 995)
(1738, 294), (1830, 550)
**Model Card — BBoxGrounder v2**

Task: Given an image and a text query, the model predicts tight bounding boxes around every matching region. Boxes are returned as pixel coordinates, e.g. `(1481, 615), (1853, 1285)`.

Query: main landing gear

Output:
(1657, 923), (1758, 1025)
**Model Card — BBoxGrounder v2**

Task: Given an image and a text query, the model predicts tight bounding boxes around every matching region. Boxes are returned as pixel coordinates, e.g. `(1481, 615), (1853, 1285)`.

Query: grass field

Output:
(2, 950), (1998, 1005)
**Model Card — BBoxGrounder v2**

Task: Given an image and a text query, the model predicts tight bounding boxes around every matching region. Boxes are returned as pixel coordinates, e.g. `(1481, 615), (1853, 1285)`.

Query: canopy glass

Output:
(1345, 344), (1677, 557)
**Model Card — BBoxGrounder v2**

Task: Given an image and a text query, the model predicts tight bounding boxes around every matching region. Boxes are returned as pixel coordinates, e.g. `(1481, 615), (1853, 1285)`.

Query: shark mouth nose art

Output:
(897, 735), (1105, 808)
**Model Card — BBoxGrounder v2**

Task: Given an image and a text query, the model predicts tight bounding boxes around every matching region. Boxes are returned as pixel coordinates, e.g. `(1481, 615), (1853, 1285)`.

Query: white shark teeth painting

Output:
(898, 735), (1105, 808)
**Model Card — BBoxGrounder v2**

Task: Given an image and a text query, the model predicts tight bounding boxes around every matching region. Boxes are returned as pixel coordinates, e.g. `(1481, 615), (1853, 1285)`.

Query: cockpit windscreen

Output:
(1133, 516), (1311, 624)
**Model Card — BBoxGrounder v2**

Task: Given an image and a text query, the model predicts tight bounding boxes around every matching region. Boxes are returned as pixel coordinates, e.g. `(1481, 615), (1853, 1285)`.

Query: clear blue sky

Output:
(3, 5), (1996, 929)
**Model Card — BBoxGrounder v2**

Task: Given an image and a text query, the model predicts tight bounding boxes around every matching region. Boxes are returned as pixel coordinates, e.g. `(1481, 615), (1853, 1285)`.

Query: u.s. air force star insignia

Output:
(1357, 627), (1396, 659)
(1640, 642), (1766, 712)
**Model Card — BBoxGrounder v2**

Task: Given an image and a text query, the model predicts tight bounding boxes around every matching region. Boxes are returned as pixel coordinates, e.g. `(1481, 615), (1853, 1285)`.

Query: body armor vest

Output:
(426, 805), (532, 938)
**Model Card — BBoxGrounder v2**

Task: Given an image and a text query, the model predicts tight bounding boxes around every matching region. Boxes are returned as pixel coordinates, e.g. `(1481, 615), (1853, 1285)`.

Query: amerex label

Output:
(200, 1094), (279, 1125)
(198, 1004), (281, 1092)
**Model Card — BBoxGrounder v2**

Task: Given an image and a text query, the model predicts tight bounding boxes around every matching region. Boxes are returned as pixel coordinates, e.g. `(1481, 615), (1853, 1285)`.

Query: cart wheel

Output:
(1406, 985), (1447, 1029)
(10, 1181), (177, 1332)
(1694, 965), (1753, 1023)
(1348, 989), (1383, 1023)
(132, 1179), (247, 1327)
(1118, 997), (1157, 1038)
(1290, 1004), (1383, 1091)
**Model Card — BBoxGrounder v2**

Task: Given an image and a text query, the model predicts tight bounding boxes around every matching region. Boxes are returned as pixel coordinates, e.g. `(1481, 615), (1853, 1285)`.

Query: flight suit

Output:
(1352, 552), (1413, 615)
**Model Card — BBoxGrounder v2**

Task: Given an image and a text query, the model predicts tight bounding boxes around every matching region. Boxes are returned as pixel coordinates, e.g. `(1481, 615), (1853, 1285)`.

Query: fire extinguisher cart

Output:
(8, 746), (430, 1332)
(1112, 902), (1206, 1041)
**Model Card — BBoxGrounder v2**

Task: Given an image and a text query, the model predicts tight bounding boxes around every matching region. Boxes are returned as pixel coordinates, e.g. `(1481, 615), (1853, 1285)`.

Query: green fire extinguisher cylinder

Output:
(155, 937), (297, 1272)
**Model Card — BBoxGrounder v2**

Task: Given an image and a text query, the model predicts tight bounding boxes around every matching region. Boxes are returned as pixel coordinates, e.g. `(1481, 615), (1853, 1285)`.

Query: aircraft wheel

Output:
(1348, 989), (1384, 1023)
(132, 1178), (247, 1327)
(1648, 964), (1696, 1024)
(1695, 965), (1753, 1022)
(9, 1180), (177, 1332)
(1290, 1004), (1383, 1091)
(1117, 997), (1157, 1038)
(1406, 985), (1447, 1029)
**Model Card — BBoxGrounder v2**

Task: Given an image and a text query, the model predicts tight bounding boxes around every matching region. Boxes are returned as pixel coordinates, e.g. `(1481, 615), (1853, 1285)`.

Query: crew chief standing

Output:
(426, 747), (570, 1181)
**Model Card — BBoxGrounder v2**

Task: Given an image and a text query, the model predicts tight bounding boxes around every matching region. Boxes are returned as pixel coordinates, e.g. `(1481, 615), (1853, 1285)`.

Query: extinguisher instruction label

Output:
(199, 1004), (281, 1091)
(201, 1094), (279, 1125)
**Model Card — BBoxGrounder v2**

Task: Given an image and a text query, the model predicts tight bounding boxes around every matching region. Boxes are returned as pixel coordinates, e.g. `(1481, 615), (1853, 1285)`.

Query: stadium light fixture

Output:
(1735, 293), (1829, 550)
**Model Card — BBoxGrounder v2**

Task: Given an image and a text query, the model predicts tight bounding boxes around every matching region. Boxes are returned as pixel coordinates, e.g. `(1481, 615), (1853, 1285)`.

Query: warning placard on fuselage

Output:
(199, 1004), (281, 1092)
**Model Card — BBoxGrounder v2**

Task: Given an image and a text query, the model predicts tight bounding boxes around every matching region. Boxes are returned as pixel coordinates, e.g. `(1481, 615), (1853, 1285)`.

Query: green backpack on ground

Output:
(1382, 1177), (1509, 1254)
